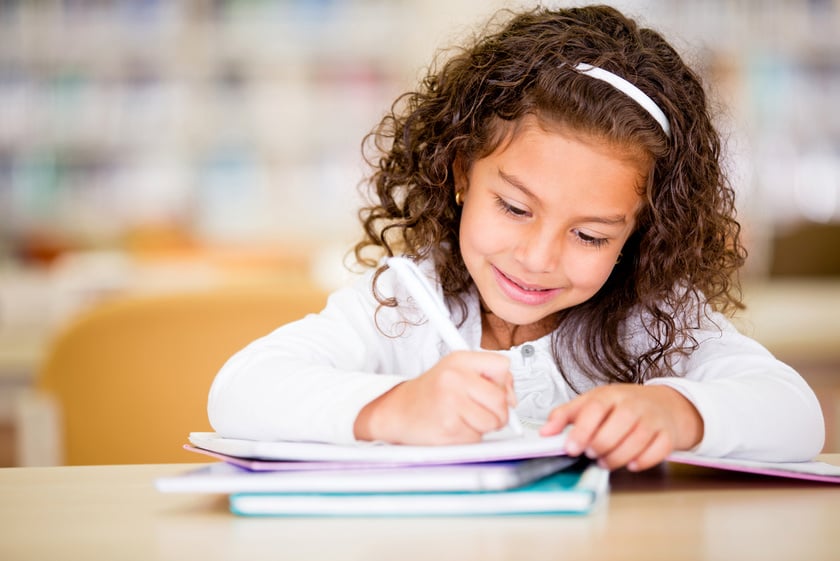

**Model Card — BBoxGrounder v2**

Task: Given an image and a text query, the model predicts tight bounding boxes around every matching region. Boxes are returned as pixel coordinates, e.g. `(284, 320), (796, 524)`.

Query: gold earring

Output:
(455, 191), (464, 206)
(615, 252), (623, 264)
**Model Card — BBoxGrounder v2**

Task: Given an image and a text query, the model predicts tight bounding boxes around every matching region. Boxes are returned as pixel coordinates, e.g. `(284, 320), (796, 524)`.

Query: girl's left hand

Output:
(539, 384), (704, 471)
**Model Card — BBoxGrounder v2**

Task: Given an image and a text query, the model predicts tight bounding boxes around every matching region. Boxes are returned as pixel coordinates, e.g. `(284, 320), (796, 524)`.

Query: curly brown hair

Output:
(354, 5), (746, 389)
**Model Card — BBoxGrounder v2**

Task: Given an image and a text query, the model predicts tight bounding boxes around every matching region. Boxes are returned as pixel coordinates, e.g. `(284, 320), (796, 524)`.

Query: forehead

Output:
(478, 117), (647, 221)
(484, 114), (654, 181)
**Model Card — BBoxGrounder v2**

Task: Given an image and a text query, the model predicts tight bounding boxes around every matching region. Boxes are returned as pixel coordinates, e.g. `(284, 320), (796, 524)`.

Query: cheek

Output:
(459, 206), (507, 255)
(565, 251), (620, 291)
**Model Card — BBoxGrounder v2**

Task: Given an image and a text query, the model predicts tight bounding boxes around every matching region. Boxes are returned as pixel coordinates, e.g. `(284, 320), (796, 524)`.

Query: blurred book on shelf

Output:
(0, 0), (839, 278)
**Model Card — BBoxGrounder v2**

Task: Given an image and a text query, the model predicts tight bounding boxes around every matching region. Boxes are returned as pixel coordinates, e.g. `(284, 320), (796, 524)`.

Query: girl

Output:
(208, 5), (824, 471)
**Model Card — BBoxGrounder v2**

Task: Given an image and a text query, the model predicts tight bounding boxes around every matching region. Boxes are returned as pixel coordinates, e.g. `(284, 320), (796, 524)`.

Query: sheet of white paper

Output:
(156, 455), (579, 494)
(188, 427), (568, 466)
(667, 451), (840, 483)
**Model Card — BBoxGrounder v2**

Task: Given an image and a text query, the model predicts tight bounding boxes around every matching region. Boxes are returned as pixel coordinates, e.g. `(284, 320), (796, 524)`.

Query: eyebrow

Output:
(498, 170), (628, 225)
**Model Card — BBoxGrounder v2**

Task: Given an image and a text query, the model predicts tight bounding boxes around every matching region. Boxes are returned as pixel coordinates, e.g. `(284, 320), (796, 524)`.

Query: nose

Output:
(514, 225), (561, 273)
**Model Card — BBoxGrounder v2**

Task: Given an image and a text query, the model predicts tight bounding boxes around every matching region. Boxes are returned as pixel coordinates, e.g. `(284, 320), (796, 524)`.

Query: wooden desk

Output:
(1, 458), (838, 561)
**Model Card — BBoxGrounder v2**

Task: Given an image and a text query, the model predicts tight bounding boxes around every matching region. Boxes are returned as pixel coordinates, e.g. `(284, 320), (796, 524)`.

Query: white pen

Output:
(387, 256), (524, 436)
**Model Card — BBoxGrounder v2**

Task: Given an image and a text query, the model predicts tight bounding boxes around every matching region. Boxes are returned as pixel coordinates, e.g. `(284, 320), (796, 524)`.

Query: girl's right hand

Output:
(353, 351), (516, 445)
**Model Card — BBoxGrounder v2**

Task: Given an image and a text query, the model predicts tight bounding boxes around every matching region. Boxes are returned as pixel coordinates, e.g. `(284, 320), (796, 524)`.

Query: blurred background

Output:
(1, 0), (839, 465)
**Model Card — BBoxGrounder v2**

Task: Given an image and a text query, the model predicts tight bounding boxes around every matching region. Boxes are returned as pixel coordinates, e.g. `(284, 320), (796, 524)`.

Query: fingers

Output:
(542, 385), (680, 471)
(456, 351), (517, 407)
(539, 394), (600, 454)
(454, 352), (513, 433)
(565, 397), (612, 457)
(597, 423), (655, 469)
(589, 424), (672, 471)
(401, 351), (514, 443)
(627, 432), (673, 471)
(457, 384), (510, 435)
(539, 395), (582, 438)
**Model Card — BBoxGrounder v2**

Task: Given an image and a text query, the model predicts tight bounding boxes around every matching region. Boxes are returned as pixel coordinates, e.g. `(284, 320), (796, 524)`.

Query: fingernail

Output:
(598, 459), (609, 469)
(585, 447), (597, 459)
(627, 461), (639, 472)
(565, 440), (581, 456)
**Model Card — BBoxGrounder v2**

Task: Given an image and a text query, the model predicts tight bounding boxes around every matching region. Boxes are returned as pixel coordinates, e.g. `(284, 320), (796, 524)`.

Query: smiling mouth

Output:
(489, 266), (563, 308)
(497, 268), (553, 292)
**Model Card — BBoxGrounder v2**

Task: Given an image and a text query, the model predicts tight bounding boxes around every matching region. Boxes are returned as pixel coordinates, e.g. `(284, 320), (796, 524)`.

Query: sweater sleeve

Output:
(645, 315), (825, 461)
(207, 269), (437, 445)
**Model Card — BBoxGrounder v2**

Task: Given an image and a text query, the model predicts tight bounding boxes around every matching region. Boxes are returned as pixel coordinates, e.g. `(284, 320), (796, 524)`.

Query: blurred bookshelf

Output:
(0, 0), (838, 274)
(646, 0), (840, 277)
(0, 0), (433, 259)
(1, 0), (840, 463)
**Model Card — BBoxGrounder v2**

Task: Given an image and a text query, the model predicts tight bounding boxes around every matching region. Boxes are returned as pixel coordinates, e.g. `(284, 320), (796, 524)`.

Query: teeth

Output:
(499, 268), (550, 292)
(513, 279), (547, 292)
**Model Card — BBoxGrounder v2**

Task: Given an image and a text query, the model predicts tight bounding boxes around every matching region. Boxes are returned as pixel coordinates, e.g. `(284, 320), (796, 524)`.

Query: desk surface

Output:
(1, 457), (839, 561)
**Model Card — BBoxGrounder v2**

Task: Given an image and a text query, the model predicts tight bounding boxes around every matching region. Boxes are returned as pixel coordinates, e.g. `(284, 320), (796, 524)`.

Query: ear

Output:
(453, 154), (469, 196)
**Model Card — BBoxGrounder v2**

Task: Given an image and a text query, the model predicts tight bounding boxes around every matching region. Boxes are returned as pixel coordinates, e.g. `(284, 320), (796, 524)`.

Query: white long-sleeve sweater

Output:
(208, 261), (825, 461)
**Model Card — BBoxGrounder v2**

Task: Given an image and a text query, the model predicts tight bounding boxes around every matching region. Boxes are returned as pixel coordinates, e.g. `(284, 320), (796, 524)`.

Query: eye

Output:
(574, 229), (609, 248)
(495, 196), (530, 218)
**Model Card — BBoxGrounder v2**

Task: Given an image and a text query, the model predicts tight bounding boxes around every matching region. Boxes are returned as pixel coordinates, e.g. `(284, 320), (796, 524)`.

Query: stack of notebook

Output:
(155, 430), (610, 517)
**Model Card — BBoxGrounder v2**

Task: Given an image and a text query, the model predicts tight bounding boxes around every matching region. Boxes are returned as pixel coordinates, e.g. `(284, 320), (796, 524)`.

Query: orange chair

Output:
(19, 285), (328, 465)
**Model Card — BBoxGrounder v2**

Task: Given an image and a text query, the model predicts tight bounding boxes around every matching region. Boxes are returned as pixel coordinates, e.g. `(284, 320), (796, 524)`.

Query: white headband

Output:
(574, 62), (671, 138)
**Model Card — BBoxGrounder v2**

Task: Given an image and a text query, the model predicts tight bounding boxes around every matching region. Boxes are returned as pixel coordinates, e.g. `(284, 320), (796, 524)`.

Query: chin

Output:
(485, 299), (557, 327)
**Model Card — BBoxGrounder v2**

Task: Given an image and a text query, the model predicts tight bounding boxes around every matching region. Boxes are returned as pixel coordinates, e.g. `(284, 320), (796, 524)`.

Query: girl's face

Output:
(456, 116), (647, 333)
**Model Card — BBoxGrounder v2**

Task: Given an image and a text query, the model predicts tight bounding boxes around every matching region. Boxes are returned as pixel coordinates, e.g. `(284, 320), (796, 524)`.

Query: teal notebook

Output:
(229, 460), (608, 517)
